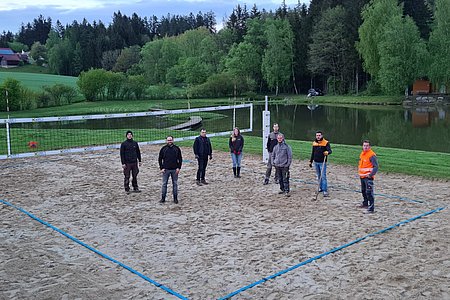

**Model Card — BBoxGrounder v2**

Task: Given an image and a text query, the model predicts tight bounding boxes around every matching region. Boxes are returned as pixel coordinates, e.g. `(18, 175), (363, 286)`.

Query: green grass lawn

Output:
(0, 71), (78, 91)
(178, 136), (450, 180)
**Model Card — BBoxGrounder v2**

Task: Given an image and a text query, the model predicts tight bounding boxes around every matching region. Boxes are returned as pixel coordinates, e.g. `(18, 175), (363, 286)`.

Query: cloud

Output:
(0, 0), (139, 12)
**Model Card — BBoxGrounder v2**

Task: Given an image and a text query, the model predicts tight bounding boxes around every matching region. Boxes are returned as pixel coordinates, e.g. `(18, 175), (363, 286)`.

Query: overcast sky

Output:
(0, 0), (308, 34)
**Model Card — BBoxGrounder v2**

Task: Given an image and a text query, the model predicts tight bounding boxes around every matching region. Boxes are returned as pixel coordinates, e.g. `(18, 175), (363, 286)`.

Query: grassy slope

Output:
(0, 71), (78, 91)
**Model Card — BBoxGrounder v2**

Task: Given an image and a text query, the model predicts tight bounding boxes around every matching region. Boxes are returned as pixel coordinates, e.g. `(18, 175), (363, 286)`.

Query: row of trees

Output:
(1, 0), (448, 98)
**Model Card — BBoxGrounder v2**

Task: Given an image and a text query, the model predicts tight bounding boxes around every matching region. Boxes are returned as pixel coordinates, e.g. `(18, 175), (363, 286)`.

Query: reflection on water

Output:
(250, 104), (450, 153)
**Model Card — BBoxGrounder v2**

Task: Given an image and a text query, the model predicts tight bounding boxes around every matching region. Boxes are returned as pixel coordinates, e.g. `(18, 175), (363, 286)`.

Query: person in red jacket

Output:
(358, 140), (378, 213)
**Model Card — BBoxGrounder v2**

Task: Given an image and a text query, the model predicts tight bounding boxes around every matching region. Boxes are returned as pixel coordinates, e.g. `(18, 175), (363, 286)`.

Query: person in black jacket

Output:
(158, 136), (183, 204)
(229, 127), (244, 178)
(309, 131), (332, 197)
(120, 130), (142, 194)
(193, 128), (212, 185)
(264, 123), (281, 185)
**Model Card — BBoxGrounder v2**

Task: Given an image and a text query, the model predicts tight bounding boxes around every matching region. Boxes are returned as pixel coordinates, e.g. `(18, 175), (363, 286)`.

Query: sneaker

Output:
(363, 210), (375, 214)
(196, 180), (202, 186)
(125, 190), (130, 195)
(159, 198), (166, 203)
(278, 191), (285, 194)
(201, 180), (209, 185)
(285, 192), (291, 197)
(263, 179), (269, 185)
(174, 198), (178, 204)
(133, 188), (141, 193)
(358, 204), (369, 209)
(323, 191), (329, 197)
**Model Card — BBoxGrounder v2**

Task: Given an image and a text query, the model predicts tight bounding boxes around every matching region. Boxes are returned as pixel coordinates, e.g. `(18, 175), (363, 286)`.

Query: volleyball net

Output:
(0, 103), (253, 159)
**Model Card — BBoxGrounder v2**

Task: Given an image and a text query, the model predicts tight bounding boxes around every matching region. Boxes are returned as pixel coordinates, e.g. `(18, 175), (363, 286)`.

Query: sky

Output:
(0, 0), (308, 34)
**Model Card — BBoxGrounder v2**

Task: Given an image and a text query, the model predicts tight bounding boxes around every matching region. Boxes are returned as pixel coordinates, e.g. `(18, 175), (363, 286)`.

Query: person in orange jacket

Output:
(358, 140), (378, 213)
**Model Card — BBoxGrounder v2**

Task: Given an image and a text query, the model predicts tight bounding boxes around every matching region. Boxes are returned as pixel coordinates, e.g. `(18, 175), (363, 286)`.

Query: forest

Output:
(0, 0), (449, 103)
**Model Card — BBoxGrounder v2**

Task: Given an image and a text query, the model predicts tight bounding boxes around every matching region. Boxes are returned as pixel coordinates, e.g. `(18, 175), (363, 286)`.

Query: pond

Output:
(250, 104), (450, 153)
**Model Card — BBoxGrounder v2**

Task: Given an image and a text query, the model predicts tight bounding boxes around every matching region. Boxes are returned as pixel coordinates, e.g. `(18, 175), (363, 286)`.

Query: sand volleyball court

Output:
(1, 145), (449, 299)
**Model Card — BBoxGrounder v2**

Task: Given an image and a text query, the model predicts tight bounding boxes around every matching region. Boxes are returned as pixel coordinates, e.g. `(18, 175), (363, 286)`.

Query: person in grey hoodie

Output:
(271, 133), (292, 196)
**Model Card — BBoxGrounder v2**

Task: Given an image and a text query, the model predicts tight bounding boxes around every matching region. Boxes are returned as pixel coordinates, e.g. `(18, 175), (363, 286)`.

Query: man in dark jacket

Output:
(193, 128), (212, 185)
(309, 131), (332, 197)
(158, 135), (183, 204)
(264, 123), (281, 185)
(120, 130), (142, 194)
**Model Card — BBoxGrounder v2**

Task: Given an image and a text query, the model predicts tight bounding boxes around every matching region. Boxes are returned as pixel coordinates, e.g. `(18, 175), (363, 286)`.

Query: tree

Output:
(308, 6), (355, 94)
(0, 78), (34, 111)
(377, 15), (428, 94)
(225, 41), (261, 96)
(77, 69), (109, 101)
(428, 0), (450, 91)
(102, 49), (122, 71)
(30, 42), (47, 66)
(261, 19), (294, 95)
(7, 41), (29, 52)
(403, 0), (432, 39)
(357, 0), (403, 79)
(113, 45), (141, 73)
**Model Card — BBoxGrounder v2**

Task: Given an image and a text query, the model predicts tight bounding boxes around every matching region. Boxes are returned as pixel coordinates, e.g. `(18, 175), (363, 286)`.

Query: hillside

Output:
(0, 70), (78, 91)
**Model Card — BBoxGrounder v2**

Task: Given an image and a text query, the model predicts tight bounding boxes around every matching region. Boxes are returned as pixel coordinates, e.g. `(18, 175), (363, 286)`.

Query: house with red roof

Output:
(0, 48), (22, 68)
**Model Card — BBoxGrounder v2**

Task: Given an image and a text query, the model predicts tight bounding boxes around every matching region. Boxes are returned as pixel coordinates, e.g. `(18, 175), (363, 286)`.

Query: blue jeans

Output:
(360, 178), (374, 211)
(231, 152), (243, 167)
(314, 161), (327, 192)
(162, 169), (178, 199)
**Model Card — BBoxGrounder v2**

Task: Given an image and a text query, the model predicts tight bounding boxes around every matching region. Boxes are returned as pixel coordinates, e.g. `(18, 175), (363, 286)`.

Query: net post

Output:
(6, 121), (11, 157)
(262, 96), (270, 163)
(233, 106), (236, 129)
(249, 103), (253, 132)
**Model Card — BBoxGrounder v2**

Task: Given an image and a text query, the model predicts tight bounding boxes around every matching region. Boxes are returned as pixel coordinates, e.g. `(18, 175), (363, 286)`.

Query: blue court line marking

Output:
(217, 206), (446, 300)
(0, 199), (189, 300)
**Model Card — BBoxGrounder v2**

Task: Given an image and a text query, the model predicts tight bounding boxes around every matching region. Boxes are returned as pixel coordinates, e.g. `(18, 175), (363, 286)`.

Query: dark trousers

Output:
(276, 166), (290, 193)
(265, 153), (279, 181)
(196, 157), (208, 181)
(124, 163), (139, 191)
(361, 178), (375, 211)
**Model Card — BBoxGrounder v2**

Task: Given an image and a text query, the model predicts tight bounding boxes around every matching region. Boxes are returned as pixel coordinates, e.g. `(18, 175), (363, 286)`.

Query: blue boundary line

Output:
(217, 206), (446, 300)
(0, 199), (189, 300)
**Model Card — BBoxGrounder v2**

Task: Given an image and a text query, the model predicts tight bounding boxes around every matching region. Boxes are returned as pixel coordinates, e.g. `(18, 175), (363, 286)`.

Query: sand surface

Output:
(1, 145), (449, 300)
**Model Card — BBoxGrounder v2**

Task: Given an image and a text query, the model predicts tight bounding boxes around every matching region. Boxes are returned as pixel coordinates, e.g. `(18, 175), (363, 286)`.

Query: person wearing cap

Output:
(120, 130), (142, 194)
